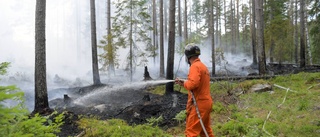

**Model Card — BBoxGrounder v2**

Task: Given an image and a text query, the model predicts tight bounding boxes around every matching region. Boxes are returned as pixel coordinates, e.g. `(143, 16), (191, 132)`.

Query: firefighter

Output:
(175, 43), (214, 137)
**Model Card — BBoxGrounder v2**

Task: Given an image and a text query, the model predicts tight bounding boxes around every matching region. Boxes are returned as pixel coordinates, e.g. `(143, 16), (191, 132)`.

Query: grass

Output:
(76, 72), (320, 137)
(211, 72), (320, 137)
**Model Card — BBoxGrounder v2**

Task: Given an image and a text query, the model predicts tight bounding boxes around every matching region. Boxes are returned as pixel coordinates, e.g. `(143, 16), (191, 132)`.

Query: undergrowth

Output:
(77, 118), (171, 137)
(211, 72), (320, 137)
(0, 62), (64, 137)
(150, 72), (319, 136)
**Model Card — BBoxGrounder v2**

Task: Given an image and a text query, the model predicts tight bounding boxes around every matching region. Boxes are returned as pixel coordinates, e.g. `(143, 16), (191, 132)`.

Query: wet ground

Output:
(50, 83), (188, 137)
(48, 63), (320, 137)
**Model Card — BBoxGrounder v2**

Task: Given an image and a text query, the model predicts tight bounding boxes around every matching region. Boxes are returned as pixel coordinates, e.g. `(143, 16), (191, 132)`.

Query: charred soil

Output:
(50, 83), (188, 137)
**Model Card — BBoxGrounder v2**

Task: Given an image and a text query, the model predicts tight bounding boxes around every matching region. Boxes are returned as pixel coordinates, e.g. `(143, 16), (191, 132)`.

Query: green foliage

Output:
(212, 101), (227, 114)
(237, 79), (269, 91)
(264, 0), (295, 63)
(309, 0), (320, 64)
(112, 0), (153, 68)
(0, 62), (10, 75)
(99, 34), (119, 73)
(146, 115), (163, 126)
(0, 62), (64, 136)
(174, 110), (186, 124)
(211, 72), (320, 136)
(0, 86), (64, 137)
(78, 118), (171, 137)
(189, 0), (204, 28)
(210, 81), (236, 94)
(298, 98), (310, 111)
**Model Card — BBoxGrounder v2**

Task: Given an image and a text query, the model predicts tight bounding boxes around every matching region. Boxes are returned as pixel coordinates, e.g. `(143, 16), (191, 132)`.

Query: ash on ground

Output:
(50, 83), (187, 137)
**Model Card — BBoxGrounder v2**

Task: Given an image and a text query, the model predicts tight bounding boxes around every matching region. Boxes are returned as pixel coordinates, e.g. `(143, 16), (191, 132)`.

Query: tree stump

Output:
(143, 66), (153, 81)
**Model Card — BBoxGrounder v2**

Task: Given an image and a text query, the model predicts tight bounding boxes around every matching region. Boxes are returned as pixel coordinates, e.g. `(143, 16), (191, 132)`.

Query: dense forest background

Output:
(0, 0), (319, 113)
(1, 0), (319, 80)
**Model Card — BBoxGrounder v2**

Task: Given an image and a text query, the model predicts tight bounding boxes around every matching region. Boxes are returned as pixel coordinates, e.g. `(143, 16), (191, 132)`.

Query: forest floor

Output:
(50, 64), (320, 137)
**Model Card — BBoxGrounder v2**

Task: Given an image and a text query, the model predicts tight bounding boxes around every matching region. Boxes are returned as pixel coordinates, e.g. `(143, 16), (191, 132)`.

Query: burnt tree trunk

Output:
(159, 0), (165, 78)
(209, 0), (215, 76)
(256, 0), (266, 75)
(143, 66), (153, 81)
(251, 0), (257, 66)
(166, 0), (176, 93)
(34, 0), (52, 115)
(300, 0), (306, 68)
(90, 0), (101, 84)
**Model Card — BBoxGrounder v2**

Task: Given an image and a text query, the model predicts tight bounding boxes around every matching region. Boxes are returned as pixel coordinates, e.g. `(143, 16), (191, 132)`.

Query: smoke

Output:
(0, 0), (255, 111)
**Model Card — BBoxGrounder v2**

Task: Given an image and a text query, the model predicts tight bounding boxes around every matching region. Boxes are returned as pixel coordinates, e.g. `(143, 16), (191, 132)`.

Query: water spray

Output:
(73, 79), (176, 106)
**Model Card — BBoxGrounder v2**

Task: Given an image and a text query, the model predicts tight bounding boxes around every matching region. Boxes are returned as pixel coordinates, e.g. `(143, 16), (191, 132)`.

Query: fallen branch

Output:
(277, 88), (289, 108)
(76, 131), (85, 137)
(307, 83), (320, 90)
(262, 111), (274, 137)
(273, 84), (298, 93)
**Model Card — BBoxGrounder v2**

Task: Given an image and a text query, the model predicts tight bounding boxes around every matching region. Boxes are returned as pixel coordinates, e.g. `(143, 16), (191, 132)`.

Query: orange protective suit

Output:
(183, 58), (214, 137)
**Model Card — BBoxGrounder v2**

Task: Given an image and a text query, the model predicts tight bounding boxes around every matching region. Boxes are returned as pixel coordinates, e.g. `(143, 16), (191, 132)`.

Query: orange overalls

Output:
(183, 58), (214, 137)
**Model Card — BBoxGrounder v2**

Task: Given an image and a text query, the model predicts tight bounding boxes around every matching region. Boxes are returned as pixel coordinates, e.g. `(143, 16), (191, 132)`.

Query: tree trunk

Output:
(107, 0), (115, 75)
(184, 0), (188, 41)
(209, 0), (215, 76)
(305, 3), (312, 65)
(153, 0), (158, 64)
(159, 0), (164, 78)
(269, 4), (274, 63)
(231, 0), (235, 53)
(90, 0), (101, 84)
(164, 0), (168, 40)
(300, 0), (306, 68)
(223, 0), (228, 50)
(219, 0), (222, 48)
(166, 0), (175, 93)
(129, 0), (133, 81)
(290, 0), (294, 62)
(178, 0), (182, 45)
(216, 0), (219, 45)
(236, 0), (240, 46)
(224, 0), (227, 48)
(256, 0), (266, 74)
(34, 0), (51, 114)
(243, 4), (248, 45)
(294, 0), (298, 64)
(251, 0), (257, 65)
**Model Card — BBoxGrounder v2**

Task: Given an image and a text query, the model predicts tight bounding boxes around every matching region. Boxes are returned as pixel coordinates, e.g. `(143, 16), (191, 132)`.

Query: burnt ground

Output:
(49, 63), (320, 137)
(50, 83), (188, 137)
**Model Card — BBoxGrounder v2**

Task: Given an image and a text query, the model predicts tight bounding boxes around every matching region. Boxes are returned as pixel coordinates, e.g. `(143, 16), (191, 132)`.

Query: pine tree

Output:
(34, 0), (52, 115)
(112, 0), (153, 80)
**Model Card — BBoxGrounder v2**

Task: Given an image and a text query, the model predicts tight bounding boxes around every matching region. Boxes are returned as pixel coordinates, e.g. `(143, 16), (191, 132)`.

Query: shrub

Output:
(0, 62), (64, 136)
(147, 115), (163, 126)
(174, 110), (186, 124)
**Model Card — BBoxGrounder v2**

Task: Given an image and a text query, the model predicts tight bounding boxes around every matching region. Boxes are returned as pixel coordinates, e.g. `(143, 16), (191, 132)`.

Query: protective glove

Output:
(175, 78), (185, 86)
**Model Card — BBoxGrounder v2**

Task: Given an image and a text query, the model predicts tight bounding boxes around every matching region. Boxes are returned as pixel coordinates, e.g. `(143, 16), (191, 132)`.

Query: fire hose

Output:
(190, 90), (209, 137)
(176, 79), (209, 137)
